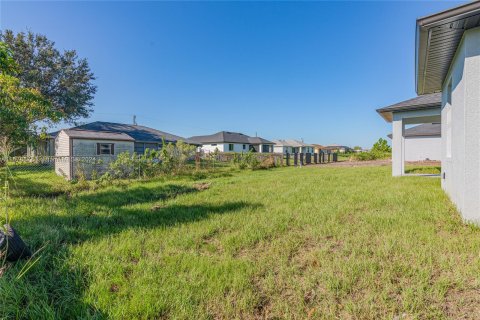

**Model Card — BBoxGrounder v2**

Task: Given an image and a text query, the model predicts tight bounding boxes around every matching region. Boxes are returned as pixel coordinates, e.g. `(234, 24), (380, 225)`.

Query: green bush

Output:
(353, 138), (391, 161)
(231, 151), (267, 170)
(106, 152), (138, 179)
(103, 140), (198, 180)
(354, 150), (390, 161)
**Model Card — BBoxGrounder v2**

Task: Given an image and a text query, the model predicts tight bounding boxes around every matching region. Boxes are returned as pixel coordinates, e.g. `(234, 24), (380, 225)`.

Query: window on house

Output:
(97, 143), (114, 155)
(262, 144), (270, 153)
(134, 142), (145, 154)
(228, 144), (234, 151)
(243, 144), (246, 150)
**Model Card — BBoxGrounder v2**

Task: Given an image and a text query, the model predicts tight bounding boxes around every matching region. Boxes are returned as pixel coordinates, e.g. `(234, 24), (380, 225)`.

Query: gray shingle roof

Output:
(189, 131), (273, 144)
(271, 139), (313, 147)
(63, 129), (135, 141)
(247, 136), (274, 145)
(323, 145), (353, 151)
(376, 93), (442, 122)
(387, 123), (441, 139)
(66, 121), (194, 144)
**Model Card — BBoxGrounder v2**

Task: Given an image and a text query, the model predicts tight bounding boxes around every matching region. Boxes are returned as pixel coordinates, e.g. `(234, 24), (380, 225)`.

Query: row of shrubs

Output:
(351, 150), (391, 161)
(351, 138), (392, 161)
(75, 142), (280, 182)
(231, 151), (277, 170)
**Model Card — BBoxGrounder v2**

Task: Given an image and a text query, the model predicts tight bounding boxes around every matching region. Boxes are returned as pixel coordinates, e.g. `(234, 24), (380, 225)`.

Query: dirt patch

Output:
(444, 287), (480, 319)
(193, 182), (211, 191)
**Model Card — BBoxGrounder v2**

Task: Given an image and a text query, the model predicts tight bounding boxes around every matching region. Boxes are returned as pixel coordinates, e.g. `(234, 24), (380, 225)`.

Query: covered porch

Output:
(377, 93), (442, 176)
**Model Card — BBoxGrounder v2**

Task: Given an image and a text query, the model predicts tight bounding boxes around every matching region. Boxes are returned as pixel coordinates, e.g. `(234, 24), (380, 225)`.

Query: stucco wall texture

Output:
(442, 27), (480, 223)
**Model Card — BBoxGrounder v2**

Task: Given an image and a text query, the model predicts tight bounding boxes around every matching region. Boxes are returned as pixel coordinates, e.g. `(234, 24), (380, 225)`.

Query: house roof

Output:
(376, 93), (442, 122)
(312, 144), (325, 149)
(416, 1), (480, 94)
(323, 145), (352, 150)
(247, 136), (274, 145)
(189, 131), (273, 144)
(47, 131), (60, 139)
(271, 139), (313, 147)
(64, 121), (195, 144)
(62, 129), (135, 141)
(387, 123), (441, 139)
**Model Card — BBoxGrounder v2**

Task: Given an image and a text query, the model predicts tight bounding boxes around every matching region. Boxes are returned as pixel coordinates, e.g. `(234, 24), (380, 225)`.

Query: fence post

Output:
(300, 153), (304, 166)
(306, 153), (311, 164)
(293, 153), (298, 166)
(327, 152), (331, 162)
(286, 153), (290, 166)
(195, 152), (200, 170)
(313, 152), (318, 164)
(333, 153), (338, 162)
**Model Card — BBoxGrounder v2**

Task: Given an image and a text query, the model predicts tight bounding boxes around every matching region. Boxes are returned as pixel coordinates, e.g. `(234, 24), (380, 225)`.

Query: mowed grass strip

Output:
(1, 165), (480, 319)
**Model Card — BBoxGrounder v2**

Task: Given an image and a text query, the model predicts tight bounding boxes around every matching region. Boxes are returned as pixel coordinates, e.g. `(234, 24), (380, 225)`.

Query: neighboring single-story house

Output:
(189, 131), (274, 153)
(272, 139), (314, 154)
(31, 121), (194, 158)
(387, 123), (441, 162)
(53, 121), (195, 180)
(27, 132), (58, 157)
(312, 144), (325, 154)
(55, 129), (135, 180)
(415, 1), (480, 222)
(322, 145), (353, 153)
(66, 121), (195, 154)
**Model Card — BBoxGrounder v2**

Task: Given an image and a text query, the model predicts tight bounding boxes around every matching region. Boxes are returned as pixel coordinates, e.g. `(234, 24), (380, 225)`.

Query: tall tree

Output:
(371, 138), (391, 153)
(0, 30), (96, 123)
(0, 42), (58, 158)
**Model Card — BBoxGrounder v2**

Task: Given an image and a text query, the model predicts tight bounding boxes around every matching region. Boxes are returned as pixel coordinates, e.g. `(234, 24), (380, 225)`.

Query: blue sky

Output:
(1, 1), (463, 147)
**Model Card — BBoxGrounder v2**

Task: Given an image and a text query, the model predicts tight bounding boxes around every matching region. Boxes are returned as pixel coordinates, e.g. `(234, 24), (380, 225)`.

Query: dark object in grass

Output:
(0, 225), (31, 261)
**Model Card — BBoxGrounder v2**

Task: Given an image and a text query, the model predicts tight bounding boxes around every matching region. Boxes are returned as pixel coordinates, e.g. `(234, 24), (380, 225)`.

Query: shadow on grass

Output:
(404, 166), (441, 175)
(4, 166), (69, 198)
(7, 182), (261, 318)
(18, 183), (261, 244)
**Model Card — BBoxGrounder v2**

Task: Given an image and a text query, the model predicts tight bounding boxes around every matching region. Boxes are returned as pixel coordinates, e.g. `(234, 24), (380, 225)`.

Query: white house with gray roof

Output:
(189, 131), (274, 153)
(378, 2), (480, 223)
(272, 139), (314, 154)
(377, 93), (442, 174)
(387, 123), (441, 162)
(414, 1), (480, 223)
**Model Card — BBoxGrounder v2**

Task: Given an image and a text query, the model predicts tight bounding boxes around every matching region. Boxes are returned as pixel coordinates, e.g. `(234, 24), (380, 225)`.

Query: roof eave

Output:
(415, 1), (480, 95)
(376, 103), (441, 123)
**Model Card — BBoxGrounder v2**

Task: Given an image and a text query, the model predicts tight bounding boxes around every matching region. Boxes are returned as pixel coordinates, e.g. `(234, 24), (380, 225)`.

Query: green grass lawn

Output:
(1, 165), (480, 319)
(405, 165), (441, 175)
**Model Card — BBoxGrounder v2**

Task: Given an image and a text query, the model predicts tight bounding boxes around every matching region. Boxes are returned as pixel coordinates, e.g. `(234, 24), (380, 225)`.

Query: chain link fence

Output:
(2, 151), (336, 181)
